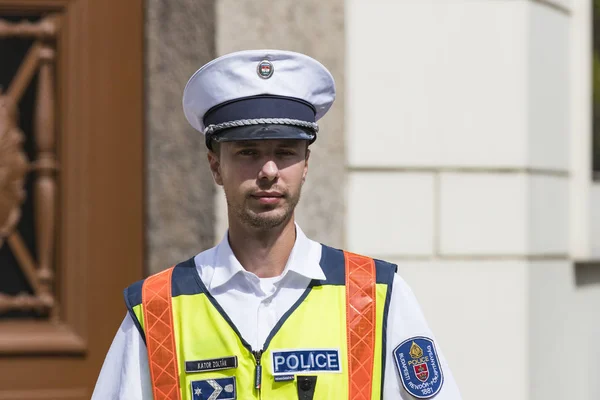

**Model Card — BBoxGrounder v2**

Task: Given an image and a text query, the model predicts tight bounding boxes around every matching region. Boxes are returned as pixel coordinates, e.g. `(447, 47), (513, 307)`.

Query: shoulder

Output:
(319, 244), (398, 285)
(123, 278), (145, 309)
(123, 256), (200, 308)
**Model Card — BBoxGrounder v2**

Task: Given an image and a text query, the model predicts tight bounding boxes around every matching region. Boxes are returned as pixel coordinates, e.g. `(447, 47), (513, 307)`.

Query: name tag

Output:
(271, 349), (342, 376)
(186, 356), (238, 373)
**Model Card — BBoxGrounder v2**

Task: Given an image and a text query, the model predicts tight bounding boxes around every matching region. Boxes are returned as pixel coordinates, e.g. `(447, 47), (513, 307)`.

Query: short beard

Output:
(227, 189), (302, 231)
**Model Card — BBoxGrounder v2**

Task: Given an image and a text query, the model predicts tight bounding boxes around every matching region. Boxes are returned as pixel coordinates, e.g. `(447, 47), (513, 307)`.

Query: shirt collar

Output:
(207, 223), (326, 291)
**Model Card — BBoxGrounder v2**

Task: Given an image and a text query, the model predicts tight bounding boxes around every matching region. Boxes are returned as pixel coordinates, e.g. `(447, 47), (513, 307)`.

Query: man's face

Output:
(208, 139), (310, 230)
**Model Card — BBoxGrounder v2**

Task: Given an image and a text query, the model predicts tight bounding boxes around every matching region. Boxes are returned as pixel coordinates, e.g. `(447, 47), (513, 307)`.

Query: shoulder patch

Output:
(393, 337), (443, 399)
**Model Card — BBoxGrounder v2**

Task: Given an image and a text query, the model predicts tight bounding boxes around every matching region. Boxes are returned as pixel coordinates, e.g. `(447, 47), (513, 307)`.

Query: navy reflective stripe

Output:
(123, 257), (209, 304)
(380, 265), (396, 397)
(124, 279), (144, 307)
(319, 245), (398, 286)
(374, 258), (398, 282)
(317, 245), (346, 285)
(169, 248), (397, 295)
(262, 281), (315, 350)
(171, 258), (203, 297)
(188, 264), (255, 353)
(123, 279), (146, 343)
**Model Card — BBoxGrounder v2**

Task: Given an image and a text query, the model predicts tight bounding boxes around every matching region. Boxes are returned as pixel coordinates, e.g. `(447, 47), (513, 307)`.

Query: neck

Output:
(227, 215), (297, 278)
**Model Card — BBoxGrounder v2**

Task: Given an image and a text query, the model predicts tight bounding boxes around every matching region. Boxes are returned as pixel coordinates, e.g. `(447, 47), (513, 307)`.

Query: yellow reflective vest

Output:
(124, 245), (396, 400)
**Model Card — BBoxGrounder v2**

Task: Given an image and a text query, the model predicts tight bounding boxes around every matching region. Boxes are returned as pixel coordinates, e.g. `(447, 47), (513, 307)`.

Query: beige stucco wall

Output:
(145, 0), (217, 274)
(215, 0), (346, 248)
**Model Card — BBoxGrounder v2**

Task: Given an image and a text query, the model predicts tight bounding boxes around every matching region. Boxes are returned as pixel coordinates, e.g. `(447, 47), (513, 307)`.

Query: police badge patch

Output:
(393, 337), (443, 399)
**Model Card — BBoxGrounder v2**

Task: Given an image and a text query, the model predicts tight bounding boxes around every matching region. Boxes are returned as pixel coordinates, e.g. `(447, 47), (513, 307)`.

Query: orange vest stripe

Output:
(344, 251), (376, 400)
(142, 266), (182, 400)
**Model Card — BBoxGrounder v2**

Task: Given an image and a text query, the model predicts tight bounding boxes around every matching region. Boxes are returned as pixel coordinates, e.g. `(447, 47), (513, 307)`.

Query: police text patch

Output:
(191, 377), (236, 400)
(393, 337), (443, 399)
(271, 349), (341, 375)
(185, 356), (238, 373)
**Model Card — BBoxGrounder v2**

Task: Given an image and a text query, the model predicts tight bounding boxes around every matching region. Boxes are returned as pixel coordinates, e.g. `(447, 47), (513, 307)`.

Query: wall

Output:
(346, 0), (599, 399)
(529, 260), (600, 400)
(345, 3), (537, 397)
(592, 183), (600, 257)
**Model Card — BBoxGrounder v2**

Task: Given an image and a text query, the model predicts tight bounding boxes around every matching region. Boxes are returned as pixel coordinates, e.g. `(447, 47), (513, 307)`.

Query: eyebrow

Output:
(231, 141), (259, 148)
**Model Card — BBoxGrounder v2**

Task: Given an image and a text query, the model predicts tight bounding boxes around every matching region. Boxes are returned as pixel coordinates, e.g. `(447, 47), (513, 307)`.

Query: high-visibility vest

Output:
(124, 245), (396, 400)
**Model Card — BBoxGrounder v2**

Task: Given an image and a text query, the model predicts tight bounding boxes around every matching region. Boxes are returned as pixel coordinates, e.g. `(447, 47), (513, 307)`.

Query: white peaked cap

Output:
(182, 49), (336, 148)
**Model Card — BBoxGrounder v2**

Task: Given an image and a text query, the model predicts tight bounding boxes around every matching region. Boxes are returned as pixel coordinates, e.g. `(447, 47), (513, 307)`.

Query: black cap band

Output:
(204, 95), (318, 150)
(203, 95), (316, 127)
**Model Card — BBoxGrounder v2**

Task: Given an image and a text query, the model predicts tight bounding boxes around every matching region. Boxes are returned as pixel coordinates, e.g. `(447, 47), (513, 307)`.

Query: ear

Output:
(207, 150), (223, 186)
(302, 148), (310, 182)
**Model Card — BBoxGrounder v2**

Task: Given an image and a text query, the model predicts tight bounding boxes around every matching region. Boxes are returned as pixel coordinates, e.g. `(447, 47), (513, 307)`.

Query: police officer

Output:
(92, 50), (463, 400)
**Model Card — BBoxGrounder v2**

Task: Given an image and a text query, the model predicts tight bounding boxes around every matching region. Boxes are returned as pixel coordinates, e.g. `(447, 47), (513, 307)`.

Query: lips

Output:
(252, 191), (284, 198)
(251, 191), (284, 205)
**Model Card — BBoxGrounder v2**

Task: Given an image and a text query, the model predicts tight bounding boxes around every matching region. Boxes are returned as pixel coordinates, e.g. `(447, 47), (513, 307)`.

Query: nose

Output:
(258, 159), (279, 181)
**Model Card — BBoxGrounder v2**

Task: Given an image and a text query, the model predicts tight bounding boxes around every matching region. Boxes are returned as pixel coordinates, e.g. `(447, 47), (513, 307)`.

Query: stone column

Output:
(145, 0), (217, 274)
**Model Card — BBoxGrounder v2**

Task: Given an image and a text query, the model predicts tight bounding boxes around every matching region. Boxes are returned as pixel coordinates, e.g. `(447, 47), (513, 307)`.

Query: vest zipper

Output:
(253, 349), (263, 396)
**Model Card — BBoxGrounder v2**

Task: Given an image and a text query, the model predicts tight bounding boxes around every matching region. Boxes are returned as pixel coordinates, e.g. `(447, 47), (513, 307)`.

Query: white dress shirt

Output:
(92, 225), (462, 399)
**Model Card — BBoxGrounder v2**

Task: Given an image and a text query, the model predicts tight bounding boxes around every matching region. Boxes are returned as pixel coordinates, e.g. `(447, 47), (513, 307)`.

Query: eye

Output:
(276, 149), (296, 156)
(237, 149), (258, 156)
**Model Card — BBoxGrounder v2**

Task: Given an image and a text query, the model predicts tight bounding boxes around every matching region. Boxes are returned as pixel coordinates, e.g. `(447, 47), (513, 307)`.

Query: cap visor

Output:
(212, 124), (316, 143)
